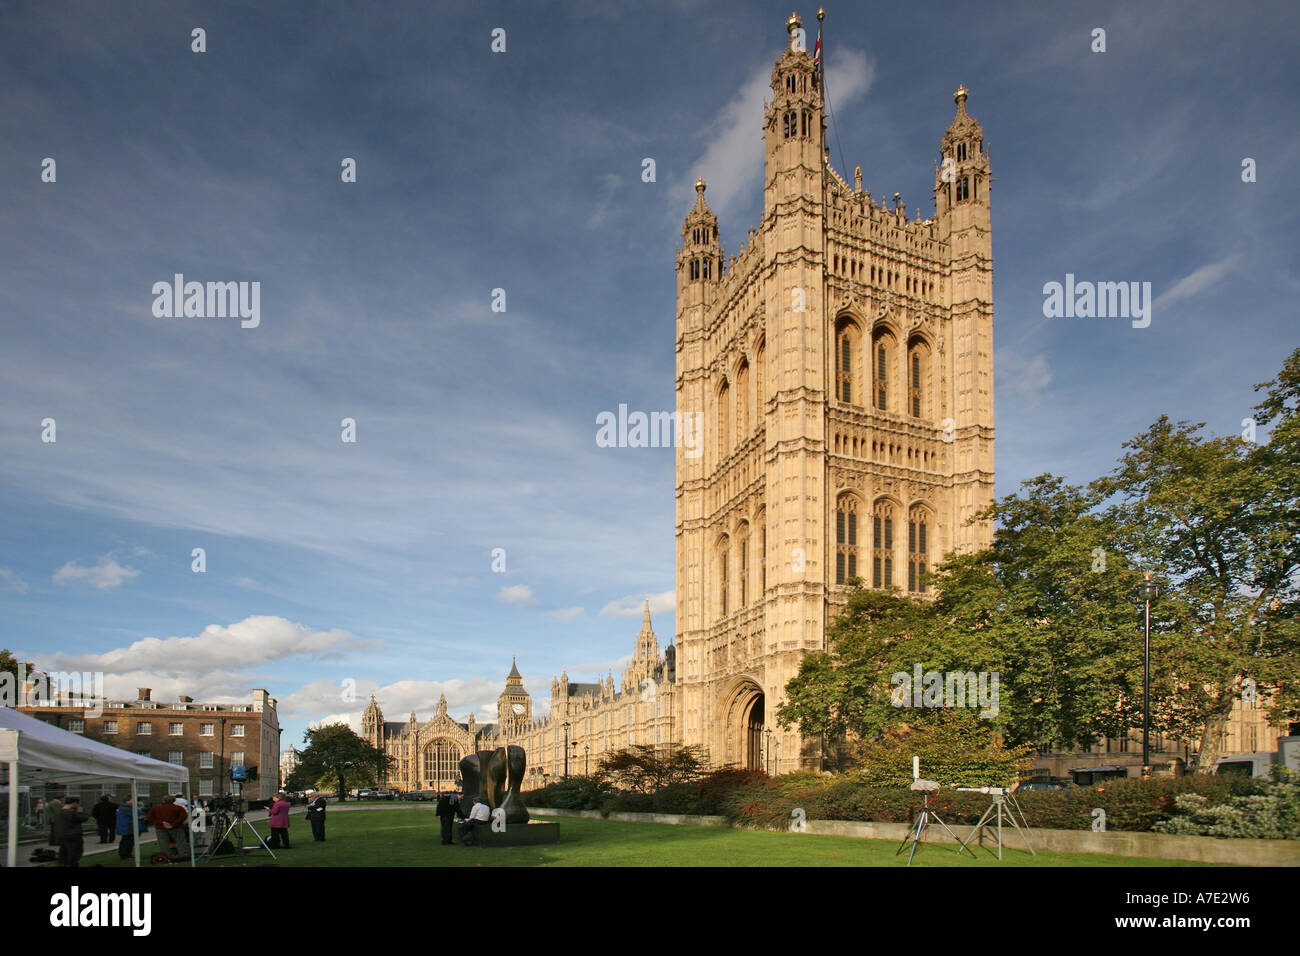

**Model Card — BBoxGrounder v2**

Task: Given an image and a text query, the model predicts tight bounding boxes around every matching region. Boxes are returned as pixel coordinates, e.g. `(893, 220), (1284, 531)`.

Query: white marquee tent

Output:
(0, 707), (192, 868)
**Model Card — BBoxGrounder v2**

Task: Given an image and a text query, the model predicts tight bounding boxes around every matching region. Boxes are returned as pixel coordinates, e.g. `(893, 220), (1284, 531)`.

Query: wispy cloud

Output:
(0, 568), (28, 595)
(600, 590), (674, 618)
(1153, 254), (1241, 311)
(545, 606), (585, 621)
(52, 556), (139, 590)
(497, 584), (536, 607)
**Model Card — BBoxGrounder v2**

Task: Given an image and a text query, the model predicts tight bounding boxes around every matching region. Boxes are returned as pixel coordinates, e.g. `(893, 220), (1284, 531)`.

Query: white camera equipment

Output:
(955, 785), (1035, 859)
(896, 766), (963, 866)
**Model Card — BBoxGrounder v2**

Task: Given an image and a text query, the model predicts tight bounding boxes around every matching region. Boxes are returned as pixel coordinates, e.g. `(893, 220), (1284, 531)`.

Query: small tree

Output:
(291, 723), (389, 800)
(597, 744), (707, 793)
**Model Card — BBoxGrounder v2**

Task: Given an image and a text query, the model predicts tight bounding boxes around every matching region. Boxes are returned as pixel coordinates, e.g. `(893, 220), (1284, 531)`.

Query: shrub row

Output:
(528, 769), (1267, 834)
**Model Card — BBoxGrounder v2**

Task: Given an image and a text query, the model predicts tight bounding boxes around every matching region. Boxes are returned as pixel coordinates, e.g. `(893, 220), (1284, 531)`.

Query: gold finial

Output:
(817, 8), (825, 20)
(695, 177), (706, 194)
(954, 84), (969, 106)
(787, 11), (802, 33)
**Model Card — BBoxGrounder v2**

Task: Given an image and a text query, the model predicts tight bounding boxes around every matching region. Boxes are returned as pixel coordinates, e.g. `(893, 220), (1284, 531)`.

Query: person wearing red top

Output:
(266, 793), (292, 849)
(144, 795), (189, 861)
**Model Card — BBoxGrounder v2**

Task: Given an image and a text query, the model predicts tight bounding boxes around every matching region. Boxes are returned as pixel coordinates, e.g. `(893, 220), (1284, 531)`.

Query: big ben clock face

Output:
(511, 703), (525, 715)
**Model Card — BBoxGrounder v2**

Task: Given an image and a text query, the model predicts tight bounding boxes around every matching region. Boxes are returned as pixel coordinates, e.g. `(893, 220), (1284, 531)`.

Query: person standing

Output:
(306, 793), (327, 842)
(116, 795), (145, 860)
(91, 794), (119, 844)
(435, 791), (461, 845)
(266, 792), (291, 849)
(53, 796), (90, 867)
(145, 795), (189, 862)
(45, 793), (64, 847)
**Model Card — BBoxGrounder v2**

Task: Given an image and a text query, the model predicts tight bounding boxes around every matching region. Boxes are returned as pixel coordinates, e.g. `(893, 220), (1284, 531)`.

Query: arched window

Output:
(907, 339), (930, 419)
(738, 523), (750, 607)
(873, 331), (895, 411)
(873, 500), (895, 589)
(908, 507), (930, 593)
(755, 341), (765, 418)
(422, 739), (460, 786)
(835, 320), (860, 405)
(735, 360), (750, 441)
(835, 496), (859, 585)
(717, 535), (730, 618)
(716, 380), (730, 461)
(957, 176), (970, 202)
(956, 143), (967, 161)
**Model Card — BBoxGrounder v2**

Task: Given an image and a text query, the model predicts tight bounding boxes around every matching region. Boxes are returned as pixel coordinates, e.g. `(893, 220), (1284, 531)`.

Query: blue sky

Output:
(1, 1), (1296, 750)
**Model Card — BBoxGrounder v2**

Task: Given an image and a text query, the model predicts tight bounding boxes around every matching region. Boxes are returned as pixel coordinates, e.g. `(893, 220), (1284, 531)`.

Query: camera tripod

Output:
(956, 788), (1035, 860)
(200, 807), (277, 861)
(896, 783), (965, 866)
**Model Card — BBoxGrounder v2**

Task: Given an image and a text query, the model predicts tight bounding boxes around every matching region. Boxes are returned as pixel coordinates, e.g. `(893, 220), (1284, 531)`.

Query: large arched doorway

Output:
(722, 679), (765, 771)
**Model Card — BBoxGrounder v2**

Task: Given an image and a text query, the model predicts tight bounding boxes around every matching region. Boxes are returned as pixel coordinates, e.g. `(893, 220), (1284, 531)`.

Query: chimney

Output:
(138, 688), (152, 701)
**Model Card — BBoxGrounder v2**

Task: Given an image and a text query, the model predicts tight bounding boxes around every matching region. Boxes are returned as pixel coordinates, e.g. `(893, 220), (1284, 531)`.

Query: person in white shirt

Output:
(459, 799), (490, 845)
(174, 795), (189, 812)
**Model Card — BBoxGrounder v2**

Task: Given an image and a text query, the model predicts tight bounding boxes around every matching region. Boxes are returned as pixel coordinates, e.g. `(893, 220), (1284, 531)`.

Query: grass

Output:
(76, 804), (1219, 867)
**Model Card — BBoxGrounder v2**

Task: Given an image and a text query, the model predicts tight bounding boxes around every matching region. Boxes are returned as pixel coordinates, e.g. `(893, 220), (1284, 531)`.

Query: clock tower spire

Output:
(497, 657), (531, 730)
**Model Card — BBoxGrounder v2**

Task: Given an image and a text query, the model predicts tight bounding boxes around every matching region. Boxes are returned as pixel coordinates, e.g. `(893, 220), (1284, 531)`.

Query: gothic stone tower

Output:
(674, 12), (994, 773)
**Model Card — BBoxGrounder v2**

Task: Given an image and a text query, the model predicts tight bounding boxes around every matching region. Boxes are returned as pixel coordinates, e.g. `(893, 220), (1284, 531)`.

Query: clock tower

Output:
(497, 657), (531, 731)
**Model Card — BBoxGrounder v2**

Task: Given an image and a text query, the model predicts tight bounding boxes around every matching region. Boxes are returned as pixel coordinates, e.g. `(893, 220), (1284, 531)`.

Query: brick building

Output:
(17, 686), (281, 801)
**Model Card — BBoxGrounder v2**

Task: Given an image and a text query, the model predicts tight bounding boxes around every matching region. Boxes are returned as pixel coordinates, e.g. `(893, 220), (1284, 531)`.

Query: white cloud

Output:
(599, 589), (675, 618)
(1153, 254), (1241, 311)
(0, 568), (28, 595)
(497, 584), (536, 607)
(545, 606), (585, 621)
(684, 48), (875, 221)
(43, 615), (367, 677)
(52, 556), (140, 589)
(996, 350), (1052, 407)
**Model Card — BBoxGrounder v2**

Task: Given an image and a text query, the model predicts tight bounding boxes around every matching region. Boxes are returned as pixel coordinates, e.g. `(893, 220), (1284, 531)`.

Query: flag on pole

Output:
(813, 33), (822, 72)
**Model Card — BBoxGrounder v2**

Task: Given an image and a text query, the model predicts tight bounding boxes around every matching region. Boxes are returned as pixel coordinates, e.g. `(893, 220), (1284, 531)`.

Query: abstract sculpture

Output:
(459, 745), (530, 824)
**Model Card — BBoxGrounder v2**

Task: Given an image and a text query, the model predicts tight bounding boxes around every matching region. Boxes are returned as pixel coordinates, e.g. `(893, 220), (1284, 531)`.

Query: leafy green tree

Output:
(597, 744), (706, 793)
(1092, 402), (1300, 771)
(849, 710), (1034, 788)
(289, 723), (389, 800)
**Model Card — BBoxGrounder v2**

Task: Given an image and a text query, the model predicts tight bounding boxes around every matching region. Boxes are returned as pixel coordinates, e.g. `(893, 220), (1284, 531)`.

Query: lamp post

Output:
(562, 721), (571, 778)
(584, 744), (590, 776)
(1137, 572), (1160, 775)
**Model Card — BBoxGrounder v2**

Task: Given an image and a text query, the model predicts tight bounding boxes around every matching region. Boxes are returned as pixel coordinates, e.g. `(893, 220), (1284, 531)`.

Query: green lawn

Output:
(79, 805), (1217, 867)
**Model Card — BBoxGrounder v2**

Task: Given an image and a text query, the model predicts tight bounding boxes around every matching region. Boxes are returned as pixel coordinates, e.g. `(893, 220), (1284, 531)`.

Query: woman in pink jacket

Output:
(266, 793), (292, 849)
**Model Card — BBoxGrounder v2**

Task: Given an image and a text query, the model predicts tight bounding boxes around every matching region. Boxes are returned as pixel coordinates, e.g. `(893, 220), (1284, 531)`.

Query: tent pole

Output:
(187, 778), (194, 867)
(131, 778), (140, 868)
(6, 757), (17, 868)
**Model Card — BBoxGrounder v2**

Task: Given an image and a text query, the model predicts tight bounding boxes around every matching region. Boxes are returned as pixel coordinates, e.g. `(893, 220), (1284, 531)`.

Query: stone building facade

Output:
(673, 13), (995, 773)
(364, 603), (675, 791)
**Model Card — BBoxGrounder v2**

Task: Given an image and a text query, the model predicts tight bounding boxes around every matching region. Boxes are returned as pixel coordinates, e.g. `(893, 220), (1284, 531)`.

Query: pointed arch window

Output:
(907, 339), (929, 419)
(716, 380), (730, 460)
(873, 501), (895, 589)
(957, 176), (970, 202)
(835, 496), (859, 585)
(835, 320), (859, 405)
(738, 525), (750, 607)
(908, 508), (930, 593)
(956, 142), (967, 161)
(717, 535), (730, 618)
(873, 331), (894, 411)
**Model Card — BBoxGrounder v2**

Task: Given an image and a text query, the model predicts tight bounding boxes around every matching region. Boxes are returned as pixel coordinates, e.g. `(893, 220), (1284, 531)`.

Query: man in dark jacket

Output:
(91, 794), (119, 844)
(306, 793), (328, 842)
(435, 792), (461, 845)
(53, 797), (90, 867)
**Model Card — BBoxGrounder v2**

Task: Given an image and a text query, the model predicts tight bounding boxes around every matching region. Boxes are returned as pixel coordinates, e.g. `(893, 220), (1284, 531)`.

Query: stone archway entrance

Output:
(723, 680), (765, 770)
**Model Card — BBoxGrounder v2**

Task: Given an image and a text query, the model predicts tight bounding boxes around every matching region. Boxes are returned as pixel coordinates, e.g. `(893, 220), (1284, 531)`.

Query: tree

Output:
(1091, 364), (1300, 770)
(597, 744), (706, 793)
(289, 723), (389, 800)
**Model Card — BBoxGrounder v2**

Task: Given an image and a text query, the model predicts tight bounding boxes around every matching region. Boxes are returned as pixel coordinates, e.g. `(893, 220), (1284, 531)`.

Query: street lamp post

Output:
(1137, 572), (1160, 775)
(562, 721), (571, 778)
(584, 744), (590, 776)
